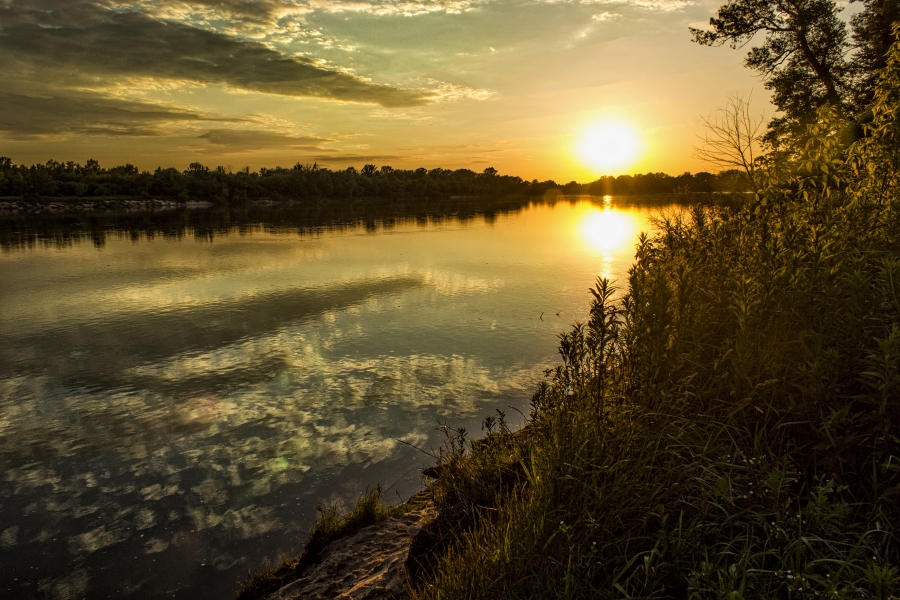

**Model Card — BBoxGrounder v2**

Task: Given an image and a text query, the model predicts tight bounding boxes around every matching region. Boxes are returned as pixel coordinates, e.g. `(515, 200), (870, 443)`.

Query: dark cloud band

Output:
(0, 90), (219, 137)
(198, 129), (332, 151)
(0, 1), (432, 108)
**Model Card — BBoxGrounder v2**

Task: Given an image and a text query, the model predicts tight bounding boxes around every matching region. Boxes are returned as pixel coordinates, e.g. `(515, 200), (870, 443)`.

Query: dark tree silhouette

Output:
(850, 0), (900, 110)
(0, 156), (757, 204)
(691, 0), (852, 140)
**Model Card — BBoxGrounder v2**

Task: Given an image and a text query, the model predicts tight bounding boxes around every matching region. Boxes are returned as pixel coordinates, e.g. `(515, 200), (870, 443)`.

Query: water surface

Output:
(0, 197), (672, 599)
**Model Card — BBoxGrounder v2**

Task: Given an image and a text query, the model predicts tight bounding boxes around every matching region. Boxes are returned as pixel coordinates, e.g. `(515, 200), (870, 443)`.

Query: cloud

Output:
(302, 0), (486, 16)
(369, 110), (433, 120)
(427, 81), (495, 102)
(0, 1), (433, 108)
(581, 0), (691, 10)
(163, 0), (301, 19)
(592, 11), (622, 19)
(537, 0), (691, 10)
(0, 89), (225, 138)
(301, 153), (412, 164)
(144, 0), (487, 23)
(198, 129), (332, 151)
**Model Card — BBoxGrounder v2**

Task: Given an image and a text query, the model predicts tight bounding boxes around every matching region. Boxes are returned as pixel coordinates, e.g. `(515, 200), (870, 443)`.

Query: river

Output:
(0, 196), (674, 599)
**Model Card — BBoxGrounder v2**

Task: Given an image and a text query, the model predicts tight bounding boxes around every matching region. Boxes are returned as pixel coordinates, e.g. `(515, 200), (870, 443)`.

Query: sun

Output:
(577, 121), (641, 174)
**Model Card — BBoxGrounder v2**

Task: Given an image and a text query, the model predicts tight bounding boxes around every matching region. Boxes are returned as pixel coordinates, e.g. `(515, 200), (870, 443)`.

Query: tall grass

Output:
(410, 33), (900, 600)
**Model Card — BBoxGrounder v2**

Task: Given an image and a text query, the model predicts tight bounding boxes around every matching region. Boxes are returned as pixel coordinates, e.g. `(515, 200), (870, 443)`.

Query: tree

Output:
(849, 0), (900, 111)
(850, 24), (900, 199)
(691, 0), (853, 140)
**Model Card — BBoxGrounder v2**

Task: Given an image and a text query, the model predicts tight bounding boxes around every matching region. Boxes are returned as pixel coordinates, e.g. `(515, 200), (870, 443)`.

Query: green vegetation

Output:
(691, 0), (897, 143)
(0, 157), (750, 205)
(403, 29), (900, 600)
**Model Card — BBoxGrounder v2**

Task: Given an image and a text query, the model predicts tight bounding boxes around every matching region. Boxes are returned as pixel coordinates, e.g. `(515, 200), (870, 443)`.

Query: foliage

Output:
(691, 0), (900, 141)
(691, 0), (852, 137)
(849, 24), (900, 201)
(410, 33), (900, 600)
(850, 0), (900, 110)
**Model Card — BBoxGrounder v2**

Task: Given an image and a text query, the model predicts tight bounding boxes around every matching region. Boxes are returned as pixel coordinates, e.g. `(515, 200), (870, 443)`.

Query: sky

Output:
(0, 0), (779, 181)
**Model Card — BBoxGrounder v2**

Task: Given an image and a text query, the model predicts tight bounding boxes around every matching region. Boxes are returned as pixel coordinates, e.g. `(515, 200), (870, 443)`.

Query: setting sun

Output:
(578, 121), (642, 174)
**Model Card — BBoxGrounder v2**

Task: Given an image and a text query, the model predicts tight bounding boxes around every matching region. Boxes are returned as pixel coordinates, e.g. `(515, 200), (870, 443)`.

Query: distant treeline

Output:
(0, 157), (751, 203)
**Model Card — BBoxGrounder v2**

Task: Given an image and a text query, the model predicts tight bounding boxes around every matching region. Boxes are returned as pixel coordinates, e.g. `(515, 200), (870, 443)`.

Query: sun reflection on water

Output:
(0, 199), (665, 599)
(579, 199), (639, 254)
(578, 197), (641, 279)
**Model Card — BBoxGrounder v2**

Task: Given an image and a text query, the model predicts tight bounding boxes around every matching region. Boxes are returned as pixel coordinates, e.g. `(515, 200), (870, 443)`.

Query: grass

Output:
(403, 42), (900, 599)
(409, 197), (900, 597)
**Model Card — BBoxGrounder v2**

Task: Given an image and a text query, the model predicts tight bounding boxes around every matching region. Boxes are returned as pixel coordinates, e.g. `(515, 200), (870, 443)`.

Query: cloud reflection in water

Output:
(0, 199), (663, 599)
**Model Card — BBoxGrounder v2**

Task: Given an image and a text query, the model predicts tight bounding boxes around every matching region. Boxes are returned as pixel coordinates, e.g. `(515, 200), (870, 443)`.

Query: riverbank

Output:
(0, 191), (737, 216)
(0, 196), (215, 214)
(407, 182), (900, 596)
(236, 488), (434, 600)
(237, 181), (900, 597)
(0, 157), (752, 206)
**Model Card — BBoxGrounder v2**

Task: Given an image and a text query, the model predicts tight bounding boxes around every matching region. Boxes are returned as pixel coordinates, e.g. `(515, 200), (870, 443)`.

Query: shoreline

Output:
(0, 191), (742, 217)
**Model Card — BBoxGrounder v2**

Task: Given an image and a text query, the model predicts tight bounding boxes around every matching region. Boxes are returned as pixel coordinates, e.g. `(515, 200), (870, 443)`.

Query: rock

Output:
(266, 507), (433, 600)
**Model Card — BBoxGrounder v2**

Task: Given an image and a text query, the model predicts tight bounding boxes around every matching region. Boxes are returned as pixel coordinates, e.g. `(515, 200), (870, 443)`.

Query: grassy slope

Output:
(407, 40), (900, 600)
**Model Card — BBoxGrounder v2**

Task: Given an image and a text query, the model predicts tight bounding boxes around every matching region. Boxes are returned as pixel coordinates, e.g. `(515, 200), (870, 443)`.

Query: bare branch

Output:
(693, 93), (766, 191)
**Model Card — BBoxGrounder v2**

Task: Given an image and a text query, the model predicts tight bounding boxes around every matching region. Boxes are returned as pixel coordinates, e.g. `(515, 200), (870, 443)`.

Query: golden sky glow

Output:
(0, 0), (780, 180)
